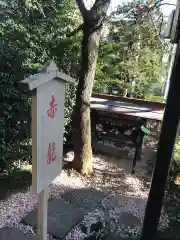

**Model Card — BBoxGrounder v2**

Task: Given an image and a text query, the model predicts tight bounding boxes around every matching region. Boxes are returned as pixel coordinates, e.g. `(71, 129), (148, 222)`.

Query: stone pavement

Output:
(23, 188), (105, 239)
(63, 187), (106, 212)
(0, 227), (37, 240)
(23, 199), (84, 239)
(0, 187), (141, 239)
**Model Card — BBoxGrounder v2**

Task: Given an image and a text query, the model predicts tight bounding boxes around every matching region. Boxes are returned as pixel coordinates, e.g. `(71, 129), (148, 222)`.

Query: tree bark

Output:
(72, 24), (101, 175)
(72, 0), (110, 175)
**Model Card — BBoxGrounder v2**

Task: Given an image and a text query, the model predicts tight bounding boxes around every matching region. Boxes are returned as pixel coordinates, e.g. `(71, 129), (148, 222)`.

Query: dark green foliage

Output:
(82, 221), (105, 240)
(162, 193), (180, 239)
(80, 224), (88, 234)
(161, 137), (180, 239)
(81, 220), (138, 240)
(0, 167), (32, 200)
(90, 221), (103, 233)
(94, 0), (166, 99)
(0, 44), (32, 171)
(0, 0), (80, 170)
(167, 136), (180, 188)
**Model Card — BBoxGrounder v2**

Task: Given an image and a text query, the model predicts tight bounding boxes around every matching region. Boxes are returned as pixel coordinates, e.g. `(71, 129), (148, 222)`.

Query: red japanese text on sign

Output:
(47, 141), (56, 164)
(47, 95), (57, 119)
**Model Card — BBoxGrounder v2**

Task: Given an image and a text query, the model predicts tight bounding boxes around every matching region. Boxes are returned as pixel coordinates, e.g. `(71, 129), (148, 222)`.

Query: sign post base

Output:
(37, 187), (48, 240)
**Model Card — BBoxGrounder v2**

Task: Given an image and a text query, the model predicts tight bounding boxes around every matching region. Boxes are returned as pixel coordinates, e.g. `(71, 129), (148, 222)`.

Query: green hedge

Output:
(0, 1), (80, 170)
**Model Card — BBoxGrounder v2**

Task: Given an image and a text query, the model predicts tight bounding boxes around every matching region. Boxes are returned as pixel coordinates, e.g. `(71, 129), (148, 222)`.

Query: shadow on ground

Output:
(63, 150), (172, 239)
(0, 168), (32, 200)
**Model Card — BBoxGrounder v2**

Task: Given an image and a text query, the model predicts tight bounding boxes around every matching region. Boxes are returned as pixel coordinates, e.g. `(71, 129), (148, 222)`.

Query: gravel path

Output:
(0, 153), (169, 239)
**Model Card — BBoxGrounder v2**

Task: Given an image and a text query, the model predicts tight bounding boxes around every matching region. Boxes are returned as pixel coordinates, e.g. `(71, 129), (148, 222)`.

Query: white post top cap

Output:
(20, 60), (75, 91)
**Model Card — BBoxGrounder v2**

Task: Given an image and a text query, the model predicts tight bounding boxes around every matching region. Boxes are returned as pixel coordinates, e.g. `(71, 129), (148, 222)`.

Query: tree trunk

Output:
(72, 24), (101, 175)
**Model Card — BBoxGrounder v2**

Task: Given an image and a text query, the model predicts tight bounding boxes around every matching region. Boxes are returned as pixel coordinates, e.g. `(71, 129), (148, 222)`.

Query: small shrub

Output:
(144, 93), (165, 103)
(168, 136), (180, 189)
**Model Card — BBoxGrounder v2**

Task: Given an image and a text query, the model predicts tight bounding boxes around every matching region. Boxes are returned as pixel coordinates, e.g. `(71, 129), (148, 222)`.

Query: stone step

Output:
(0, 227), (37, 240)
(22, 199), (84, 239)
(62, 187), (106, 212)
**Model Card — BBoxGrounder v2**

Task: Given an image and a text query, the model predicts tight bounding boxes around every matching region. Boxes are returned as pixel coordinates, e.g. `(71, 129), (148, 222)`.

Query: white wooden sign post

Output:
(21, 60), (75, 239)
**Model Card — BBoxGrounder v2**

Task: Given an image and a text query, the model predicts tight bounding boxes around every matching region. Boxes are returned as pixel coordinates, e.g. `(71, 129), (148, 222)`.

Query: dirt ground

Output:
(0, 120), (168, 239)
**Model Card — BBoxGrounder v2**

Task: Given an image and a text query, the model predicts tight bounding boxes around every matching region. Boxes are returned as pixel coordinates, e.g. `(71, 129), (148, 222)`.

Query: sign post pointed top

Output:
(20, 60), (75, 91)
(41, 60), (58, 73)
(21, 60), (76, 194)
